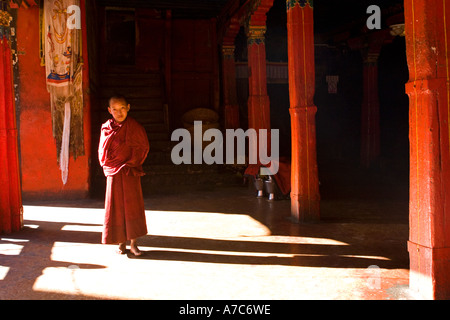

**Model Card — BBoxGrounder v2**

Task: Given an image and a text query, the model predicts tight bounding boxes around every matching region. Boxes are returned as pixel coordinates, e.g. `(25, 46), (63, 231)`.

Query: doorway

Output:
(105, 8), (136, 66)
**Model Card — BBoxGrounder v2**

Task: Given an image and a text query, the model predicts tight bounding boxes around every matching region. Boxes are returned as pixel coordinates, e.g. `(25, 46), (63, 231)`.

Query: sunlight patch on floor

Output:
(23, 205), (105, 225)
(0, 266), (10, 281)
(60, 225), (103, 232)
(17, 204), (407, 299)
(147, 210), (272, 238)
(0, 239), (28, 256)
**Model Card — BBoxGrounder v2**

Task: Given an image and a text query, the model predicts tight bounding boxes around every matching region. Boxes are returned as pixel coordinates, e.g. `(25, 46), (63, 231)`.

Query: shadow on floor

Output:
(127, 234), (408, 269)
(4, 163), (409, 299)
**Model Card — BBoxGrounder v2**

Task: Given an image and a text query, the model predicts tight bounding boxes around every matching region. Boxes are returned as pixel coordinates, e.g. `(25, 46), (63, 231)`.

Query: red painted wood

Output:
(171, 19), (218, 127)
(135, 9), (165, 72)
(246, 24), (270, 132)
(221, 45), (240, 129)
(287, 2), (319, 222)
(404, 0), (450, 299)
(0, 38), (13, 233)
(16, 4), (91, 200)
(360, 59), (380, 168)
(0, 20), (23, 233)
(348, 30), (392, 168)
(164, 10), (172, 108)
(246, 0), (273, 133)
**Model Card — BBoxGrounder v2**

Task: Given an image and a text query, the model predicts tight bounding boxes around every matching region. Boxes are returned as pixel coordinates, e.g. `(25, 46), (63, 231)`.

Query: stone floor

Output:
(0, 166), (415, 300)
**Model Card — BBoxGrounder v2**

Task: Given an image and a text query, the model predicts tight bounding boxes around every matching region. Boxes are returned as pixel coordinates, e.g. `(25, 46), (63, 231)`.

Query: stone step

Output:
(96, 69), (170, 152)
(98, 97), (164, 111)
(144, 163), (219, 175)
(94, 111), (166, 130)
(132, 109), (165, 123)
(129, 98), (165, 111)
(143, 123), (167, 133)
(99, 86), (162, 99)
(140, 166), (243, 194)
(148, 140), (173, 151)
(93, 113), (170, 146)
(144, 150), (173, 165)
(103, 65), (160, 74)
(147, 132), (170, 142)
(101, 73), (161, 87)
(95, 109), (165, 124)
(91, 164), (243, 197)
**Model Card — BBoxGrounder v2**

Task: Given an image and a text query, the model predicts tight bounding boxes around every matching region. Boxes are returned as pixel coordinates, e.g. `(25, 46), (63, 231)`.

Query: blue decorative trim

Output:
(47, 72), (71, 82)
(248, 37), (265, 45)
(1, 8), (12, 40)
(0, 26), (10, 40)
(286, 0), (313, 11)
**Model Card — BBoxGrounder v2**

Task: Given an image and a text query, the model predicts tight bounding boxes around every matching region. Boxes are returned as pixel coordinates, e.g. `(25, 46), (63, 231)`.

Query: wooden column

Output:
(360, 51), (381, 168)
(0, 5), (23, 233)
(287, 0), (319, 222)
(404, 0), (450, 299)
(246, 1), (272, 133)
(221, 18), (240, 129)
(164, 9), (172, 132)
(348, 30), (392, 168)
(164, 10), (172, 101)
(222, 45), (240, 129)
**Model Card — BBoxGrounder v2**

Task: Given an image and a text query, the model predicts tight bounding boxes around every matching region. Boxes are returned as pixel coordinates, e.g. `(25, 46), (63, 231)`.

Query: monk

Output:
(98, 96), (150, 256)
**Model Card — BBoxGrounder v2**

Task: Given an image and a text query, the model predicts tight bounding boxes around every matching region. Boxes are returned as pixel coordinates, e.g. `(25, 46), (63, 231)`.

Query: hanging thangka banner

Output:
(42, 0), (84, 184)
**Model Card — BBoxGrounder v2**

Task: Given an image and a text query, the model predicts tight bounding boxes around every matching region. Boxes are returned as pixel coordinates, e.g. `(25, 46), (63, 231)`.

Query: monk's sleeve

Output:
(98, 126), (110, 167)
(125, 122), (149, 168)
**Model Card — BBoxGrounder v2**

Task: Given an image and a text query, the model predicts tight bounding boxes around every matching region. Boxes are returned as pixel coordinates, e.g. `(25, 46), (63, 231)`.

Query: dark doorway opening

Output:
(105, 8), (136, 66)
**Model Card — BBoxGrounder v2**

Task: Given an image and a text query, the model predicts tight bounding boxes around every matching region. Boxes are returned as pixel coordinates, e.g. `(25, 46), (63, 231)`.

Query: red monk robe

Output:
(98, 117), (150, 244)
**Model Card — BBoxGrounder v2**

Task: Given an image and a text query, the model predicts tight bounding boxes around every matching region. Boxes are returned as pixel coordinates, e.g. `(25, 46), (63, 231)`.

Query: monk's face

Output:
(108, 99), (130, 123)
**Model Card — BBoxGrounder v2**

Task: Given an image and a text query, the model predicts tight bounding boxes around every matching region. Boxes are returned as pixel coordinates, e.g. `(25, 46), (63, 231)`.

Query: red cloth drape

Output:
(98, 117), (149, 177)
(0, 34), (23, 234)
(244, 157), (291, 195)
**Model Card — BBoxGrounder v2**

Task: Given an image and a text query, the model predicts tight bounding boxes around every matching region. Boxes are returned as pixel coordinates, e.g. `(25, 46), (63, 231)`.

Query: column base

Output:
(290, 106), (320, 223)
(408, 241), (450, 299)
(290, 193), (320, 223)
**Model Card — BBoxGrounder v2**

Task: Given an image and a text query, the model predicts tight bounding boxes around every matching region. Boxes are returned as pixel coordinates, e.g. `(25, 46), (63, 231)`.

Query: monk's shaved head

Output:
(108, 95), (130, 124)
(109, 95), (128, 107)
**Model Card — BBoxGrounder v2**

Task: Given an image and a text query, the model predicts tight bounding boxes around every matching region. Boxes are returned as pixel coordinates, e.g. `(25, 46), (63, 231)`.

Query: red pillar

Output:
(246, 1), (273, 132)
(404, 0), (450, 299)
(0, 7), (23, 233)
(348, 30), (392, 168)
(360, 52), (381, 168)
(287, 0), (319, 222)
(221, 18), (240, 129)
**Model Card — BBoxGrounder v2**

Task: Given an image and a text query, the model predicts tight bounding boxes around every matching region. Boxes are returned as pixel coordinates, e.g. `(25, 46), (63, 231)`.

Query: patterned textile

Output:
(43, 0), (83, 184)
